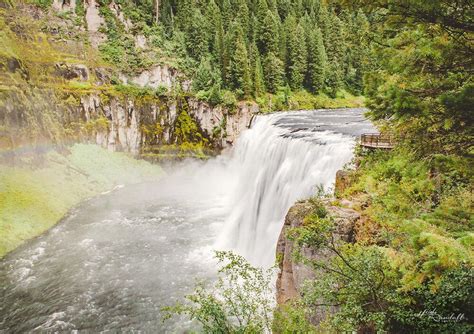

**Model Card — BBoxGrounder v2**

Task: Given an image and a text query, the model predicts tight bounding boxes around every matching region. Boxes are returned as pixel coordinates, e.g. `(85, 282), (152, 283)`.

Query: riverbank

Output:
(274, 148), (473, 332)
(0, 144), (163, 258)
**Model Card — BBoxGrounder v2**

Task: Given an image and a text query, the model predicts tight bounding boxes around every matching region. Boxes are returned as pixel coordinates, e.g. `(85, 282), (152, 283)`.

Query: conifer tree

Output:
(253, 49), (265, 97)
(176, 0), (192, 32)
(259, 10), (280, 55)
(307, 27), (327, 93)
(160, 0), (174, 34)
(249, 14), (259, 44)
(267, 0), (278, 14)
(317, 4), (330, 49)
(276, 0), (292, 20)
(221, 0), (232, 30)
(256, 0), (269, 28)
(287, 22), (307, 89)
(205, 0), (222, 53)
(192, 56), (221, 93)
(185, 9), (209, 60)
(283, 14), (296, 73)
(264, 51), (284, 93)
(325, 11), (345, 96)
(343, 9), (369, 94)
(229, 26), (252, 98)
(236, 0), (250, 40)
(215, 24), (226, 82)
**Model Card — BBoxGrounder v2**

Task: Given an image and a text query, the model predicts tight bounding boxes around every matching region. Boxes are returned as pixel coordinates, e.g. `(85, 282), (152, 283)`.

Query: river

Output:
(0, 108), (374, 332)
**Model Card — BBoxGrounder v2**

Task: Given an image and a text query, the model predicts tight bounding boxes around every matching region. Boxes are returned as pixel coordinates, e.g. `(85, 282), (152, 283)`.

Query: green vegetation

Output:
(37, 0), (367, 108)
(280, 150), (473, 333)
(350, 0), (473, 155)
(163, 251), (274, 333)
(0, 144), (163, 257)
(268, 89), (364, 112)
(170, 0), (368, 103)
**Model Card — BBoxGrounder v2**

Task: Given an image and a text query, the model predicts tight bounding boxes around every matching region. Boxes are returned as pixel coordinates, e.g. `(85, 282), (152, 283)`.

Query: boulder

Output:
(55, 63), (89, 81)
(94, 67), (112, 85)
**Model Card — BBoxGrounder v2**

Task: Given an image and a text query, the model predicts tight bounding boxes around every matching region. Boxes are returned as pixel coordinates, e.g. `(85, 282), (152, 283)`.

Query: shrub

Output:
(162, 251), (275, 333)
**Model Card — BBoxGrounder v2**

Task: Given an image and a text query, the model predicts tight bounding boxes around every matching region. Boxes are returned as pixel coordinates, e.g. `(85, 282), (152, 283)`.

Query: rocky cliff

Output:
(276, 196), (361, 324)
(0, 1), (257, 159)
(78, 89), (257, 155)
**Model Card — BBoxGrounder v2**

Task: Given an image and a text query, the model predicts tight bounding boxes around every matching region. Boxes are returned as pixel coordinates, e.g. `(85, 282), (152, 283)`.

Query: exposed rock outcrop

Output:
(84, 0), (106, 47)
(188, 99), (258, 147)
(94, 67), (112, 85)
(77, 92), (256, 155)
(129, 65), (188, 91)
(81, 94), (141, 154)
(55, 63), (89, 81)
(276, 199), (360, 324)
(109, 1), (133, 31)
(3, 3), (258, 158)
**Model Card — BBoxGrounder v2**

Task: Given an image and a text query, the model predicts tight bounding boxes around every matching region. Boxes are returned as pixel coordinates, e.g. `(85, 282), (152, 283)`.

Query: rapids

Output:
(0, 108), (374, 332)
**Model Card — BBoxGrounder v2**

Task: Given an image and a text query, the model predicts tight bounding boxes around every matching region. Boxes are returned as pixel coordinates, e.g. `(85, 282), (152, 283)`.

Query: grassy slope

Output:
(0, 144), (163, 257)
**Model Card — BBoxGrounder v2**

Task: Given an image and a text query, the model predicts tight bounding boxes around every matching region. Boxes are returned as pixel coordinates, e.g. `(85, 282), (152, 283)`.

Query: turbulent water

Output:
(0, 108), (374, 332)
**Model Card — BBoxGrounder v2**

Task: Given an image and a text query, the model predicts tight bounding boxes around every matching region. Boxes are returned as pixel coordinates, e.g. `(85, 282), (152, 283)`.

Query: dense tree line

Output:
(152, 0), (370, 98)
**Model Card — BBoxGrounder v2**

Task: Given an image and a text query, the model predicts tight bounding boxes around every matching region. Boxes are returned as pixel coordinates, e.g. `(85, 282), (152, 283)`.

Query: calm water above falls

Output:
(0, 108), (374, 332)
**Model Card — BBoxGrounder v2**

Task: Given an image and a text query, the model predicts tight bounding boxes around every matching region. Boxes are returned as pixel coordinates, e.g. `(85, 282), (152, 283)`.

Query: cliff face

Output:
(78, 89), (257, 155)
(276, 197), (360, 324)
(0, 2), (257, 158)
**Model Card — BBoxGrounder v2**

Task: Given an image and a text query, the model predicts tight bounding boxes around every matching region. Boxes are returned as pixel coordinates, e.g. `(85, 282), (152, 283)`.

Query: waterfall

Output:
(216, 110), (364, 267)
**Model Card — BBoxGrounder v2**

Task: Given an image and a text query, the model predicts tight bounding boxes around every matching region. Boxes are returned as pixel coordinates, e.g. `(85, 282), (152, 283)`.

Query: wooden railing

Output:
(360, 133), (395, 149)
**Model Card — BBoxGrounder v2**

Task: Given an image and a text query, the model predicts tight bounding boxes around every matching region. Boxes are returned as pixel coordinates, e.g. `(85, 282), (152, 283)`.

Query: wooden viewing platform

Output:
(360, 133), (395, 149)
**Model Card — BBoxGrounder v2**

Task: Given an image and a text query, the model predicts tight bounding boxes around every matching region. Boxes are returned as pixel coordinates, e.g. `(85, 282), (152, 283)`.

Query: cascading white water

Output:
(216, 110), (368, 267)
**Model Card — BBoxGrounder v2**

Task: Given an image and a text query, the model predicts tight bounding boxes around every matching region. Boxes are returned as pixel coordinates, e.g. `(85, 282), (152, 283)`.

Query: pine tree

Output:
(250, 43), (266, 97)
(259, 10), (280, 55)
(176, 0), (192, 32)
(185, 9), (209, 60)
(307, 27), (327, 93)
(192, 56), (221, 92)
(236, 0), (250, 40)
(215, 23), (226, 82)
(317, 4), (330, 50)
(221, 0), (232, 30)
(264, 51), (284, 93)
(282, 14), (296, 73)
(205, 0), (222, 54)
(267, 0), (278, 15)
(343, 9), (369, 94)
(276, 0), (292, 20)
(229, 26), (252, 98)
(256, 0), (269, 27)
(286, 20), (307, 89)
(325, 10), (345, 96)
(249, 14), (259, 44)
